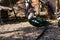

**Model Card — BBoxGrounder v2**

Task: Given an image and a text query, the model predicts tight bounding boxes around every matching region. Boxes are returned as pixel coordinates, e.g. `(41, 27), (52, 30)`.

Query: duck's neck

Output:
(28, 12), (33, 19)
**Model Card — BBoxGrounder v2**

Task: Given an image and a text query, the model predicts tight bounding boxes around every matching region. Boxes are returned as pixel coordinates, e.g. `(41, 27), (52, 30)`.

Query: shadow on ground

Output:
(0, 17), (28, 25)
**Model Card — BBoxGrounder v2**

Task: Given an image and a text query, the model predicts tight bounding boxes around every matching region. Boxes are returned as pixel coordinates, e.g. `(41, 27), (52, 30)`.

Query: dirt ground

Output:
(0, 22), (44, 40)
(0, 19), (59, 40)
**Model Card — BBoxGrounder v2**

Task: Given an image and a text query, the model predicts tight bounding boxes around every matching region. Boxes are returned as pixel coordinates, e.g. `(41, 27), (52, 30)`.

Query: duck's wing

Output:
(35, 18), (52, 26)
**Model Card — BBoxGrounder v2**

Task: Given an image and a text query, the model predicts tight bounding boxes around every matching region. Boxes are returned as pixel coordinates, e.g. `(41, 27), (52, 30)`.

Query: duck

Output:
(28, 9), (52, 27)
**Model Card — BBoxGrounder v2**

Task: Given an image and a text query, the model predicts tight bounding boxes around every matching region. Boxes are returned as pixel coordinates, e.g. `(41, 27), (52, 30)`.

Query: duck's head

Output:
(27, 7), (35, 20)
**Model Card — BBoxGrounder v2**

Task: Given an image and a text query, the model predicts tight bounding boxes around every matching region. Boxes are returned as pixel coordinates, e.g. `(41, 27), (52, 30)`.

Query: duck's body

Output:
(28, 12), (52, 27)
(29, 17), (52, 27)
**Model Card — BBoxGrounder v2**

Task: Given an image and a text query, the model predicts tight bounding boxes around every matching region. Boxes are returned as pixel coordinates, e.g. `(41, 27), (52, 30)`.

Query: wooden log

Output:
(0, 6), (12, 10)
